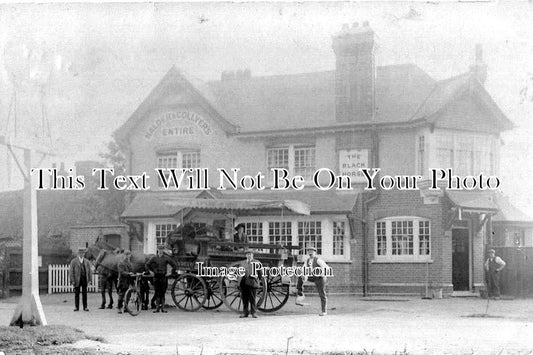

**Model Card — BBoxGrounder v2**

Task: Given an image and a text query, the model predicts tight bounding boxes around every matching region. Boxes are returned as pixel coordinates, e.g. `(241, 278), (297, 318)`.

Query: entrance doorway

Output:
(452, 228), (470, 291)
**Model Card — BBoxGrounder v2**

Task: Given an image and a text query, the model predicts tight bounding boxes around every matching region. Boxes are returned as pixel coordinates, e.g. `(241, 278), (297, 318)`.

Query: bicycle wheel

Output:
(125, 288), (141, 316)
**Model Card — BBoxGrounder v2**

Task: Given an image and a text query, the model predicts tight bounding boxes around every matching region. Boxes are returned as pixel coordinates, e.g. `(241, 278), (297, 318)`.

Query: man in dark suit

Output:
(117, 250), (133, 314)
(146, 245), (177, 313)
(69, 248), (92, 311)
(233, 223), (249, 252)
(239, 249), (262, 318)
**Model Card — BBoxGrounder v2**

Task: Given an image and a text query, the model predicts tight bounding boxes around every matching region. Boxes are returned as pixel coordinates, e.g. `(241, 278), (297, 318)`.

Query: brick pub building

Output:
(98, 22), (526, 295)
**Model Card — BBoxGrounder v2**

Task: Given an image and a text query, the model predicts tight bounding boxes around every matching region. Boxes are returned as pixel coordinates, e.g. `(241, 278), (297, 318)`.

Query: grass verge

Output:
(0, 324), (107, 354)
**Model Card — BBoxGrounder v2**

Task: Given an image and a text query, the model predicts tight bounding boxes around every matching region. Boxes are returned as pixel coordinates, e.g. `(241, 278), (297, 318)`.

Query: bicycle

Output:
(124, 272), (146, 316)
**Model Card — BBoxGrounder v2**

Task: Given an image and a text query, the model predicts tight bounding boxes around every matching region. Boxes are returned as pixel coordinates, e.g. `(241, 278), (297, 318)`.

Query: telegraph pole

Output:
(1, 138), (48, 326)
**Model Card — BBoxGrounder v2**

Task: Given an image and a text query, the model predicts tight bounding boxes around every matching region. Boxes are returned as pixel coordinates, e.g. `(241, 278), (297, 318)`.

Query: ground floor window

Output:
(268, 221), (292, 247)
(155, 223), (177, 247)
(298, 221), (322, 255)
(245, 222), (263, 243)
(374, 217), (431, 261)
(332, 221), (345, 256)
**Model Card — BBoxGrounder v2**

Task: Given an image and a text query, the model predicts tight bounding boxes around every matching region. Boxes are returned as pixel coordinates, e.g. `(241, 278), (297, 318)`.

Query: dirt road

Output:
(1, 294), (533, 354)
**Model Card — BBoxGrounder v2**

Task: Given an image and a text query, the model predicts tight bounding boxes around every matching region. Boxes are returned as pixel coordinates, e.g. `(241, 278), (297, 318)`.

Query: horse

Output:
(84, 242), (119, 309)
(90, 242), (156, 310)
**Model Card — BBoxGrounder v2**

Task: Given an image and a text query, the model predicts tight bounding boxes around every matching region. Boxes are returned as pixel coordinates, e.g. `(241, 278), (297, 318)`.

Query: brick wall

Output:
(70, 225), (128, 253)
(363, 189), (452, 295)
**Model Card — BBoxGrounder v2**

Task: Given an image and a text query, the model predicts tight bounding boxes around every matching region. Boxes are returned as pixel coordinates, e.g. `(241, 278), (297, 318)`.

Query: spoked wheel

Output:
(220, 269), (266, 313)
(124, 288), (141, 316)
(202, 277), (224, 310)
(171, 273), (207, 312)
(257, 274), (290, 312)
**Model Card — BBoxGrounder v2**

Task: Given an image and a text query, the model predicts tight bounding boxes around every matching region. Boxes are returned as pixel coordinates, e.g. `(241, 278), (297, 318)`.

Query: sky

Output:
(0, 1), (532, 216)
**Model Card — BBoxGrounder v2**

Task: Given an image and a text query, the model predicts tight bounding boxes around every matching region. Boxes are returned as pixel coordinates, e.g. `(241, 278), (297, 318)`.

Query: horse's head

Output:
(84, 245), (101, 261)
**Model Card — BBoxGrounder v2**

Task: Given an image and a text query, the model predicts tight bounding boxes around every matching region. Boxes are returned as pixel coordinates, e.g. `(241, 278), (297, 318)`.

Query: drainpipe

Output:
(361, 127), (380, 296)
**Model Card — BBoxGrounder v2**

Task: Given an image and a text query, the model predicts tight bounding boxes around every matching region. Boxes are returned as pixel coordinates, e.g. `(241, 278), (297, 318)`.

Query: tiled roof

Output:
(202, 64), (436, 131)
(493, 194), (533, 223)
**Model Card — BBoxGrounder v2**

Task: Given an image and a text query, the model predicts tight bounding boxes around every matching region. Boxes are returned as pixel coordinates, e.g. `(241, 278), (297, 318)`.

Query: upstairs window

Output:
(435, 133), (495, 176)
(267, 145), (316, 181)
(156, 150), (200, 187)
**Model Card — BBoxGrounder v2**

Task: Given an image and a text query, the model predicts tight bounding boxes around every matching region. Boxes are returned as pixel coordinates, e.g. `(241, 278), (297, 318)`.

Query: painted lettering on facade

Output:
(338, 149), (369, 182)
(144, 111), (212, 140)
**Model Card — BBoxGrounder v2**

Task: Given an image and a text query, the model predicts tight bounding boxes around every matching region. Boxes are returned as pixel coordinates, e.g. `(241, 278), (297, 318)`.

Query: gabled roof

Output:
(410, 73), (514, 131)
(114, 66), (239, 142)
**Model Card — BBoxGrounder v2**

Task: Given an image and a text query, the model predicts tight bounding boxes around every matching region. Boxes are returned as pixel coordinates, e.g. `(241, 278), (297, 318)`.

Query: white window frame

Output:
(432, 132), (496, 176)
(297, 220), (322, 255)
(266, 144), (316, 182)
(236, 216), (351, 261)
(154, 222), (178, 248)
(374, 217), (431, 262)
(156, 150), (201, 188)
(332, 220), (346, 256)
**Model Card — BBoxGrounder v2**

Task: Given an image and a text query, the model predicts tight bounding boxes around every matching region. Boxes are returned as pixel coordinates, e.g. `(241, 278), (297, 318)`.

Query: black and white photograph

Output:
(1, 1), (533, 354)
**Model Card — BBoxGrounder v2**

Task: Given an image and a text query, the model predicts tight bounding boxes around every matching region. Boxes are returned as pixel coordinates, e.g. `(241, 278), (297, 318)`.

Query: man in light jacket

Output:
(69, 248), (92, 311)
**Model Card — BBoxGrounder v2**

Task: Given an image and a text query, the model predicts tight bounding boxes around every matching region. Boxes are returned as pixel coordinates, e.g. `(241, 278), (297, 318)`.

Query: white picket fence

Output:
(48, 264), (100, 294)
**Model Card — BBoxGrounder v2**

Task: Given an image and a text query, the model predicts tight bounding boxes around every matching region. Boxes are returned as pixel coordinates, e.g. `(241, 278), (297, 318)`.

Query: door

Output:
(452, 228), (470, 291)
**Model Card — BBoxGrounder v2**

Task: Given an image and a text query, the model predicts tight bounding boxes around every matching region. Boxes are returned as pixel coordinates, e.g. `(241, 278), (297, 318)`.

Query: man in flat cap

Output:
(484, 249), (506, 299)
(69, 248), (92, 312)
(296, 246), (330, 316)
(146, 245), (177, 313)
(239, 248), (262, 318)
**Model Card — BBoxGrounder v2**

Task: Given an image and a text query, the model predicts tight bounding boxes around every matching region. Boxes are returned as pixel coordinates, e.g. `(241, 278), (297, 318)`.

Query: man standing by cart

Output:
(295, 246), (330, 316)
(239, 249), (262, 318)
(117, 250), (133, 314)
(233, 223), (248, 251)
(146, 245), (177, 313)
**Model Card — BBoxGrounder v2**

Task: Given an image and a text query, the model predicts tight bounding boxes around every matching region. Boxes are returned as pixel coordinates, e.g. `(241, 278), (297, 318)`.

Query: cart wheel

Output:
(257, 274), (290, 312)
(171, 273), (207, 311)
(124, 288), (141, 316)
(220, 273), (266, 313)
(202, 277), (224, 310)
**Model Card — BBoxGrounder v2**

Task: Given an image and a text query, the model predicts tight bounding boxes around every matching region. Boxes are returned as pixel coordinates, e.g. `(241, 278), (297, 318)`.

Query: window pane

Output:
(182, 151), (200, 169)
(298, 221), (322, 254)
(294, 146), (316, 180)
(267, 148), (289, 169)
(155, 223), (177, 247)
(333, 221), (345, 256)
(269, 222), (292, 254)
(419, 220), (431, 256)
(376, 221), (387, 256)
(245, 222), (263, 244)
(418, 136), (425, 176)
(391, 220), (413, 255)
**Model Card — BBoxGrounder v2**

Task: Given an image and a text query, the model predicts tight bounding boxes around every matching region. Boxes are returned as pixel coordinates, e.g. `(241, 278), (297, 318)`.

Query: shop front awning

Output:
(162, 197), (310, 216)
(121, 192), (311, 219)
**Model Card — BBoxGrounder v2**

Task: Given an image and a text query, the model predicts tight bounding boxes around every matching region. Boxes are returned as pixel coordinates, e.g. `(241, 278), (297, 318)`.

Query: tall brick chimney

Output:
(332, 21), (375, 122)
(470, 44), (487, 85)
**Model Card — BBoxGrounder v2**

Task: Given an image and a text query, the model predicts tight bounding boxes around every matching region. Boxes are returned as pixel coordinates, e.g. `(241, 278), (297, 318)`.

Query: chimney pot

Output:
(352, 22), (359, 28)
(363, 21), (369, 27)
(342, 23), (349, 31)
